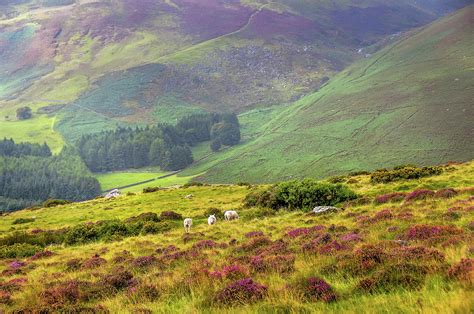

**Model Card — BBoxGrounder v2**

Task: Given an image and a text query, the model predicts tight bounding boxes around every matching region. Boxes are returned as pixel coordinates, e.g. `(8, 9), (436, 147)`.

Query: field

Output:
(0, 114), (64, 154)
(0, 161), (472, 312)
(95, 169), (169, 192)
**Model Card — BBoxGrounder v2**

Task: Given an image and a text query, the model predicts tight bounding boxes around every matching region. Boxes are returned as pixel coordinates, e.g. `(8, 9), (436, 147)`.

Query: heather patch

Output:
(375, 192), (406, 204)
(447, 258), (473, 283)
(215, 278), (267, 306)
(434, 188), (458, 199)
(405, 189), (435, 202)
(236, 236), (273, 254)
(30, 250), (54, 260)
(356, 263), (428, 293)
(250, 254), (295, 274)
(81, 255), (107, 269)
(291, 277), (337, 303)
(132, 256), (157, 269)
(99, 268), (136, 292)
(245, 231), (264, 238)
(401, 224), (463, 241)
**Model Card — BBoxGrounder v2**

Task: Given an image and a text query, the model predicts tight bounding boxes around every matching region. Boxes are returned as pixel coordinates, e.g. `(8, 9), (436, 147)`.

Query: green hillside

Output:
(0, 0), (469, 148)
(188, 6), (474, 183)
(0, 160), (472, 312)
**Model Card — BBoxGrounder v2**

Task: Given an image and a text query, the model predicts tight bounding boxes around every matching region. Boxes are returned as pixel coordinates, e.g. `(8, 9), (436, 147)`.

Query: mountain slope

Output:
(189, 6), (474, 183)
(0, 0), (470, 146)
(0, 161), (473, 312)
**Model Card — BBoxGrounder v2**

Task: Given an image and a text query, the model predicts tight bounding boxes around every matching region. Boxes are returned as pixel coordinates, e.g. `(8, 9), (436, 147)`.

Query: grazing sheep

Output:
(208, 215), (217, 225)
(183, 218), (193, 233)
(224, 210), (239, 221)
(185, 194), (194, 199)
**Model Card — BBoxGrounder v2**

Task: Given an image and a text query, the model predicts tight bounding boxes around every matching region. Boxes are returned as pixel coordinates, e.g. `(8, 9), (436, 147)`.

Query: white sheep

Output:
(183, 218), (193, 233)
(208, 214), (217, 225)
(224, 210), (239, 221)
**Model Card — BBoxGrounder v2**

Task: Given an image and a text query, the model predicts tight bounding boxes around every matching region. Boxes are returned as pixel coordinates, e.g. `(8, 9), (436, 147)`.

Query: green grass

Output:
(120, 173), (202, 193)
(186, 7), (474, 183)
(95, 168), (169, 191)
(0, 114), (64, 154)
(0, 161), (472, 312)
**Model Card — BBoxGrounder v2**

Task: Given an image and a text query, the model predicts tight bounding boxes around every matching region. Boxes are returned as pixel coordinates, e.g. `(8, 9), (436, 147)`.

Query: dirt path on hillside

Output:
(156, 2), (276, 62)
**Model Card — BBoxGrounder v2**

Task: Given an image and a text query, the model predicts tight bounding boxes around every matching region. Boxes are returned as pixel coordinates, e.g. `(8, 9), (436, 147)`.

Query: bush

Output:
(125, 212), (160, 223)
(434, 188), (458, 199)
(43, 199), (71, 208)
(402, 224), (463, 241)
(405, 189), (435, 202)
(215, 278), (267, 305)
(12, 218), (35, 225)
(447, 258), (473, 282)
(142, 187), (163, 193)
(203, 207), (223, 217)
(160, 211), (183, 221)
(244, 179), (357, 211)
(357, 263), (427, 292)
(0, 243), (42, 258)
(374, 192), (406, 204)
(182, 181), (204, 188)
(370, 166), (443, 184)
(292, 277), (337, 302)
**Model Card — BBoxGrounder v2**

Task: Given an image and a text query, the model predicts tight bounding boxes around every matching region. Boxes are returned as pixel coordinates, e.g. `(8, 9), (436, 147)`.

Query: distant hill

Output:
(0, 0), (470, 145)
(189, 6), (474, 183)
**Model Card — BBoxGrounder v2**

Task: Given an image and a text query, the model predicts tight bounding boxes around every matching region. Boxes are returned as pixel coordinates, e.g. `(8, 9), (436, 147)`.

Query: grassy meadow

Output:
(0, 161), (472, 312)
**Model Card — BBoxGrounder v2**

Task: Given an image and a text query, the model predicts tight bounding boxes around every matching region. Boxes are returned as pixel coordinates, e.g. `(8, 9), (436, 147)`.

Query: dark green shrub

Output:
(244, 179), (357, 211)
(0, 230), (64, 248)
(12, 218), (35, 225)
(0, 243), (42, 258)
(44, 199), (71, 208)
(143, 187), (163, 193)
(182, 181), (204, 188)
(160, 211), (183, 221)
(64, 223), (100, 245)
(125, 212), (160, 223)
(370, 166), (443, 184)
(203, 207), (223, 217)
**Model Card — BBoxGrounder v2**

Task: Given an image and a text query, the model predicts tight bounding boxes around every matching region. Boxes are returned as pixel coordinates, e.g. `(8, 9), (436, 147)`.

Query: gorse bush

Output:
(244, 179), (357, 211)
(0, 243), (42, 258)
(370, 165), (443, 183)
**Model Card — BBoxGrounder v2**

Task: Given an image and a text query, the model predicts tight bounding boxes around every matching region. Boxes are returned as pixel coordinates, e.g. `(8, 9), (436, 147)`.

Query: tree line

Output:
(76, 112), (240, 172)
(0, 138), (51, 157)
(0, 146), (101, 212)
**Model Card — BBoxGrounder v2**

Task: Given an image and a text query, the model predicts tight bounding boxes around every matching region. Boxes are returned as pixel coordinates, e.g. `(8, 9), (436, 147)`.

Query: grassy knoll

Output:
(0, 161), (472, 312)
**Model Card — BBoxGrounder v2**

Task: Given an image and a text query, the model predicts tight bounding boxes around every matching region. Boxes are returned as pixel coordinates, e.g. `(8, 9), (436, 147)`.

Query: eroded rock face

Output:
(312, 206), (342, 214)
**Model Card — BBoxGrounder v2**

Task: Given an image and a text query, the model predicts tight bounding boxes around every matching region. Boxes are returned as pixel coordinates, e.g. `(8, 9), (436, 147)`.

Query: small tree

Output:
(16, 107), (32, 120)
